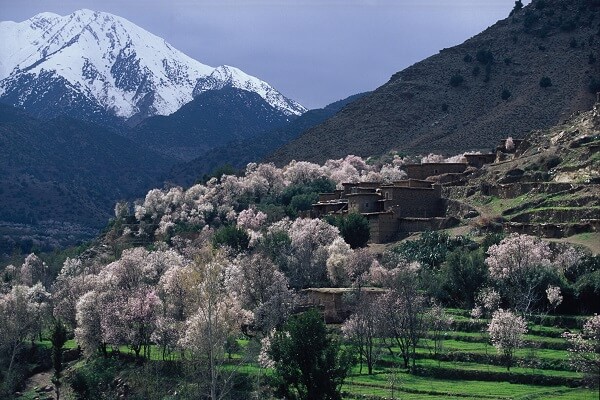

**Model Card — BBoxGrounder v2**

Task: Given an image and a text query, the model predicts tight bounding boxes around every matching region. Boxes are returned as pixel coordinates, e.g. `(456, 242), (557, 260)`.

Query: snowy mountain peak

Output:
(194, 65), (306, 116)
(0, 10), (305, 121)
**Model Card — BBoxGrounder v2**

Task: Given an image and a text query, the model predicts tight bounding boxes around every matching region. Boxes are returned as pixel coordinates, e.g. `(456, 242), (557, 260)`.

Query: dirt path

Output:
(19, 370), (55, 399)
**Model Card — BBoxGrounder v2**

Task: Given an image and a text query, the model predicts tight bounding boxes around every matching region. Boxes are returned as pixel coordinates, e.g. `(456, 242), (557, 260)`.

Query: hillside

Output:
(268, 0), (600, 164)
(167, 92), (369, 186)
(129, 87), (294, 161)
(442, 95), (600, 248)
(0, 104), (173, 254)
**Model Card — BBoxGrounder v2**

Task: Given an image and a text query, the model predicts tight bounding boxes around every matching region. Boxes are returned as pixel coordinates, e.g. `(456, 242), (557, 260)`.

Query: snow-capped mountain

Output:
(0, 9), (306, 124)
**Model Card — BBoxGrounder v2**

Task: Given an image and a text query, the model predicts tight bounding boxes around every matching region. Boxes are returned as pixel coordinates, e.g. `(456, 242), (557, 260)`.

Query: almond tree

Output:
(485, 234), (554, 314)
(341, 301), (384, 375)
(226, 253), (293, 334)
(19, 253), (49, 288)
(487, 309), (528, 371)
(0, 284), (49, 382)
(563, 314), (600, 387)
(284, 217), (341, 288)
(372, 257), (426, 370)
(179, 252), (253, 400)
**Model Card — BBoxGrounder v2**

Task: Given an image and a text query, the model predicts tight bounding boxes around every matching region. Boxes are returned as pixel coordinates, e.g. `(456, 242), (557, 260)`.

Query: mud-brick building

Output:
(465, 153), (496, 168)
(312, 179), (447, 243)
(300, 287), (387, 323)
(403, 163), (468, 180)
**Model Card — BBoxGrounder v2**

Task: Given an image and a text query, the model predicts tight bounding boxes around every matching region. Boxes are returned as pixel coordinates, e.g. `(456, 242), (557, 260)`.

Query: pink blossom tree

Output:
(372, 256), (426, 369)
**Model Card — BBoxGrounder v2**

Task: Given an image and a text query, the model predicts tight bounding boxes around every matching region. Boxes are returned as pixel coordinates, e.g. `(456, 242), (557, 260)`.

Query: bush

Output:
(212, 225), (250, 252)
(501, 89), (512, 100)
(539, 76), (553, 88)
(472, 66), (480, 76)
(463, 54), (473, 63)
(325, 212), (370, 249)
(450, 74), (465, 87)
(570, 37), (579, 48)
(588, 77), (600, 94)
(412, 366), (582, 387)
(476, 49), (494, 65)
(510, 0), (523, 17)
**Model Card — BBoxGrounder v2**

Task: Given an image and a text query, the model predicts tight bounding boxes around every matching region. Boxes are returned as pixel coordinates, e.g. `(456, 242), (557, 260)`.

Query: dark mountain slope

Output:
(168, 92), (369, 186)
(129, 87), (293, 161)
(0, 104), (173, 251)
(269, 0), (600, 164)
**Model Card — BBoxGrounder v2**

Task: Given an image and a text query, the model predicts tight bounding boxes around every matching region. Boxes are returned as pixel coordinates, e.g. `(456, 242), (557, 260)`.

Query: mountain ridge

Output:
(268, 0), (600, 164)
(0, 9), (305, 126)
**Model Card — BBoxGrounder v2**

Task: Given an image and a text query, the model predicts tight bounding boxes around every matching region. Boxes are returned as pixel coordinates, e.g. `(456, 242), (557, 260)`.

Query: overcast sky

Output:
(1, 0), (531, 109)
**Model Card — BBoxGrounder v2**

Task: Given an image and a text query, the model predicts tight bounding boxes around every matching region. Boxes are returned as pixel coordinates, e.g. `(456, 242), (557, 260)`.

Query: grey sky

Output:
(1, 0), (530, 109)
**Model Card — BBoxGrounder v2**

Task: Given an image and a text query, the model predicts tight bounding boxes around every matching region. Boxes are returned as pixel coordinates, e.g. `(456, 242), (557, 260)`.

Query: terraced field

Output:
(340, 309), (598, 400)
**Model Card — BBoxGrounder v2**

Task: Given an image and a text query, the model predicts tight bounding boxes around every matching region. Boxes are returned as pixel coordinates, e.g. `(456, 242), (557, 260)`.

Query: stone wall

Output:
(366, 212), (398, 243)
(347, 193), (383, 213)
(383, 186), (443, 217)
(404, 163), (467, 180)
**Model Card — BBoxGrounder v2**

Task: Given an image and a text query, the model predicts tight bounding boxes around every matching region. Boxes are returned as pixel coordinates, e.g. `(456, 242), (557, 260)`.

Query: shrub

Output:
(501, 89), (512, 100)
(540, 76), (553, 88)
(510, 0), (523, 17)
(570, 37), (579, 48)
(476, 49), (494, 65)
(325, 212), (370, 249)
(212, 225), (250, 252)
(589, 77), (600, 94)
(463, 54), (473, 63)
(441, 103), (449, 112)
(472, 66), (480, 76)
(589, 52), (597, 64)
(450, 74), (464, 87)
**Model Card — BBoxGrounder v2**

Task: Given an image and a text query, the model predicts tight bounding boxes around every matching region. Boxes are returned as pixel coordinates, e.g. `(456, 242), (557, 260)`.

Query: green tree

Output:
(326, 213), (371, 249)
(510, 0), (523, 16)
(439, 248), (488, 308)
(269, 309), (354, 400)
(539, 76), (553, 88)
(51, 320), (68, 400)
(212, 225), (250, 253)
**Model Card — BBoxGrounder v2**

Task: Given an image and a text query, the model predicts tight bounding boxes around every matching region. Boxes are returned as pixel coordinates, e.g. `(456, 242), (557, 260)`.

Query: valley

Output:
(0, 1), (599, 400)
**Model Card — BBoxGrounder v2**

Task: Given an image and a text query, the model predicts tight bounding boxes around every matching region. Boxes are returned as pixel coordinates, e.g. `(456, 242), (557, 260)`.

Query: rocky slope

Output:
(268, 0), (600, 164)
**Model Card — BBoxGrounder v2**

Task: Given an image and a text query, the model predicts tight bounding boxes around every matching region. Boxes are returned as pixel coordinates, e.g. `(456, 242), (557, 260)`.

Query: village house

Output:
(312, 144), (510, 243)
(312, 179), (447, 243)
(299, 287), (387, 323)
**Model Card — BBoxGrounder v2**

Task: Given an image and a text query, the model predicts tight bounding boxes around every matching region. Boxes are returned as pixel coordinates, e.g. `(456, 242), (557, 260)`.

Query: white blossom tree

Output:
(0, 284), (50, 377)
(486, 234), (555, 314)
(179, 253), (253, 400)
(342, 301), (384, 375)
(563, 314), (600, 387)
(487, 309), (528, 371)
